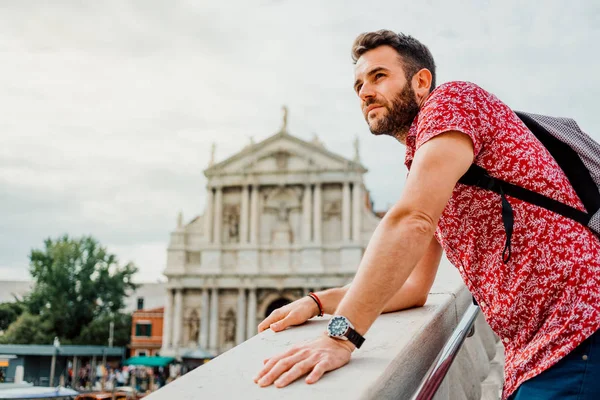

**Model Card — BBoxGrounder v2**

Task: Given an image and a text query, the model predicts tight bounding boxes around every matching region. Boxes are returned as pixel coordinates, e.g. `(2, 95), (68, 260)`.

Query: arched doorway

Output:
(264, 298), (292, 319)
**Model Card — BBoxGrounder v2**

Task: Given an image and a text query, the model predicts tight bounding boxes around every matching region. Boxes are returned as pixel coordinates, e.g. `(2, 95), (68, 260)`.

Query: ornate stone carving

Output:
(323, 199), (342, 221)
(263, 187), (301, 245)
(274, 150), (290, 170)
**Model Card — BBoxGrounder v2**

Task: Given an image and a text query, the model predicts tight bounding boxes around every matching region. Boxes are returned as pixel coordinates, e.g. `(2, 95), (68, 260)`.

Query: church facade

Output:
(161, 115), (382, 357)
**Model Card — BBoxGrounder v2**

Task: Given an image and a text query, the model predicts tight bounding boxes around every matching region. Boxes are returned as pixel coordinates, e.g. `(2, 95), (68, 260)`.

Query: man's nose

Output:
(358, 82), (375, 102)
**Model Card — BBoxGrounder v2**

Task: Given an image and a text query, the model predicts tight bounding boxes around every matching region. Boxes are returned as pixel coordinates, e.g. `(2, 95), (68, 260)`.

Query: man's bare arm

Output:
(334, 131), (474, 337)
(326, 236), (442, 313)
(257, 236), (441, 332)
(382, 235), (442, 311)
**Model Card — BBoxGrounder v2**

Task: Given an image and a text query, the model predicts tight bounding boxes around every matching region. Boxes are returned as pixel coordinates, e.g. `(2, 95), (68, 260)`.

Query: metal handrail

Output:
(411, 303), (480, 400)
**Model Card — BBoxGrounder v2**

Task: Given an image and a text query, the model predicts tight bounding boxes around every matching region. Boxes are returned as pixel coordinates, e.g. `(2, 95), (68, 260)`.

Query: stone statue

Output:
(228, 211), (240, 242)
(209, 143), (216, 166)
(224, 205), (240, 243)
(311, 133), (323, 147)
(354, 136), (360, 161)
(224, 309), (236, 343)
(177, 211), (183, 228)
(189, 322), (199, 345)
(187, 311), (199, 345)
(265, 198), (301, 245)
(281, 105), (288, 133)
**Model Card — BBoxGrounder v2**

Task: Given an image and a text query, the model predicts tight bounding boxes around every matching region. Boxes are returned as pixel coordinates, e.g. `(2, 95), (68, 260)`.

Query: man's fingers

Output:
(254, 346), (300, 383)
(254, 336), (353, 389)
(258, 310), (282, 332)
(254, 356), (281, 383)
(274, 356), (318, 388)
(256, 349), (310, 387)
(270, 314), (295, 332)
(306, 361), (329, 384)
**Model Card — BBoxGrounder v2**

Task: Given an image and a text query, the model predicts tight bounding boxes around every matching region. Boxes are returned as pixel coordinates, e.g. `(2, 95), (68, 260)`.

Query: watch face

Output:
(328, 316), (349, 337)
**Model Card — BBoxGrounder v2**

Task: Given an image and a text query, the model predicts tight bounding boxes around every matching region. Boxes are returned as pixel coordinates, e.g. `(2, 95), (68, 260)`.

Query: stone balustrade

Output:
(145, 260), (504, 400)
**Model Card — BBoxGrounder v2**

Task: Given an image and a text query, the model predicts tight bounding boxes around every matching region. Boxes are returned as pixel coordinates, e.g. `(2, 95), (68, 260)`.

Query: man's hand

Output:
(257, 296), (320, 333)
(253, 335), (354, 388)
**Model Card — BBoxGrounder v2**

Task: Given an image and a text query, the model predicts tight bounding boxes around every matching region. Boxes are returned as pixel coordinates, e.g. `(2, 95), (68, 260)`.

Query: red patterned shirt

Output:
(405, 81), (600, 399)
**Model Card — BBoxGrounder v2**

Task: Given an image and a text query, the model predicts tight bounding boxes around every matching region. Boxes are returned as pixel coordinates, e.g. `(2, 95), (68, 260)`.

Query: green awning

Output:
(123, 356), (175, 367)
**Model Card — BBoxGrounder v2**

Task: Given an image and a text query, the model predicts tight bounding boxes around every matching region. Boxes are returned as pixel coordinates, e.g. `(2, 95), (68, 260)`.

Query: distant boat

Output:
(0, 385), (79, 399)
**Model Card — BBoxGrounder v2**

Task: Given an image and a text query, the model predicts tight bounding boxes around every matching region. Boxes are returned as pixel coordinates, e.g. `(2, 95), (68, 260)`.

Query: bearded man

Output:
(254, 30), (600, 399)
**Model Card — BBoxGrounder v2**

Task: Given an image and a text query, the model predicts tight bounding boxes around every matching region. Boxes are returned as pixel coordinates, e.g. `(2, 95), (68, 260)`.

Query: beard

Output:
(365, 82), (420, 142)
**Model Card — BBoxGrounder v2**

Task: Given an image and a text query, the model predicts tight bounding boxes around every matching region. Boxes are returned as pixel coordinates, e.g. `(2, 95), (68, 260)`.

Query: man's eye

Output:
(375, 73), (385, 80)
(356, 84), (362, 93)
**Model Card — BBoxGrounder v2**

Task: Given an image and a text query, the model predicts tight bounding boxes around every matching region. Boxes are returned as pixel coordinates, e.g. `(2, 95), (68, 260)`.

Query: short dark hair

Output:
(351, 30), (436, 92)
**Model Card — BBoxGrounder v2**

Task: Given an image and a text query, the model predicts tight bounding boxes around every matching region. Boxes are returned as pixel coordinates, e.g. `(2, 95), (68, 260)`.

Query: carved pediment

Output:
(245, 149), (314, 173)
(205, 132), (366, 177)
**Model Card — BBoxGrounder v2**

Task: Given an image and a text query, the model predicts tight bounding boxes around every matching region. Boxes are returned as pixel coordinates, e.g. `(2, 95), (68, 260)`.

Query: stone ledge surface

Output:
(145, 260), (500, 400)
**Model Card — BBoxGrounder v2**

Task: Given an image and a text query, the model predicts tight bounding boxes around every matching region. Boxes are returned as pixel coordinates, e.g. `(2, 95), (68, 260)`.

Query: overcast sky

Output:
(2, 0), (599, 282)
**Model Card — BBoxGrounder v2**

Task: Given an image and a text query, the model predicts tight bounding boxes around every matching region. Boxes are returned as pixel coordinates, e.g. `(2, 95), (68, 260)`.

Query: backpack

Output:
(458, 111), (600, 263)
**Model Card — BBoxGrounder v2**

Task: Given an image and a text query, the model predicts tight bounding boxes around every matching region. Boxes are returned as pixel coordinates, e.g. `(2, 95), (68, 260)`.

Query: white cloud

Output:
(106, 241), (169, 283)
(1, 0), (599, 281)
(0, 266), (31, 282)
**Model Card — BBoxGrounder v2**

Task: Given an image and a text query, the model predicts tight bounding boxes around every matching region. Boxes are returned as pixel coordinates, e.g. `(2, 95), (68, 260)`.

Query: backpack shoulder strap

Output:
(459, 164), (592, 264)
(459, 164), (591, 226)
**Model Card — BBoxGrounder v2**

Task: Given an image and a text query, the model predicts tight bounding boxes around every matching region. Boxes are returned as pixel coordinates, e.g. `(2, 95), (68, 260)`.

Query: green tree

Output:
(25, 235), (138, 343)
(0, 302), (25, 332)
(0, 312), (53, 344)
(75, 312), (132, 347)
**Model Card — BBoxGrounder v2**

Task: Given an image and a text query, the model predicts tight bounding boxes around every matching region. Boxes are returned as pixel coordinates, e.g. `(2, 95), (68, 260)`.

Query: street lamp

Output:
(109, 320), (114, 348)
(49, 337), (60, 387)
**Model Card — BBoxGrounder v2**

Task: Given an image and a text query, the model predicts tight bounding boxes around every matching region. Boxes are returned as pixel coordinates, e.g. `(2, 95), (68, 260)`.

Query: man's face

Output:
(353, 45), (420, 141)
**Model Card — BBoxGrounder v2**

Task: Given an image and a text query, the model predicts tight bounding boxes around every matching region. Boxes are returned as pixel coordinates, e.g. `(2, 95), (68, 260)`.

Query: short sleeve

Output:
(414, 81), (488, 158)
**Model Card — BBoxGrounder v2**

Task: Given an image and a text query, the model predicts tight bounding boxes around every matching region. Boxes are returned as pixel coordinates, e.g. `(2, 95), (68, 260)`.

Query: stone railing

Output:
(145, 260), (504, 400)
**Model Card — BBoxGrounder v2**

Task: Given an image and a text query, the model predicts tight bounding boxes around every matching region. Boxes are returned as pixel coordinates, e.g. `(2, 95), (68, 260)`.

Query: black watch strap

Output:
(346, 327), (365, 349)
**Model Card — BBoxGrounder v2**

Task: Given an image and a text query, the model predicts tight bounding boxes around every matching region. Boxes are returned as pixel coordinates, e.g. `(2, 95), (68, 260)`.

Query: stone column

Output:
(209, 288), (219, 352)
(200, 289), (210, 349)
(313, 183), (322, 244)
(204, 187), (213, 243)
(352, 182), (363, 243)
(342, 181), (351, 242)
(240, 185), (249, 244)
(246, 288), (257, 338)
(236, 288), (247, 344)
(162, 289), (173, 350)
(214, 187), (223, 245)
(302, 184), (312, 243)
(250, 184), (260, 245)
(172, 289), (183, 349)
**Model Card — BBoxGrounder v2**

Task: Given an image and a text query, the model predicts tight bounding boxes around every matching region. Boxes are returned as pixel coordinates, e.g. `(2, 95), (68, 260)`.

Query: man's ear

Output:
(413, 68), (433, 100)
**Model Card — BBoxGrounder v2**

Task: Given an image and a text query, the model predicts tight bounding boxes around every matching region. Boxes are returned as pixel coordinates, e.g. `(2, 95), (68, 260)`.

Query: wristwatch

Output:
(326, 315), (365, 349)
